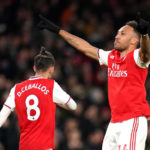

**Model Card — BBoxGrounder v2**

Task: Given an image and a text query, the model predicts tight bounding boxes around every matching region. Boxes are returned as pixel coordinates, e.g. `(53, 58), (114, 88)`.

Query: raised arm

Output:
(38, 15), (99, 61)
(136, 13), (150, 63)
(139, 34), (150, 62)
(59, 30), (98, 60)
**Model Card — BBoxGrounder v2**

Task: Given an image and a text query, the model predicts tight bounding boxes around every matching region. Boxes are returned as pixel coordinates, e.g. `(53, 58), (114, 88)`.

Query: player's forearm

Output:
(56, 99), (77, 111)
(38, 16), (98, 60)
(59, 30), (91, 52)
(140, 34), (150, 62)
(59, 30), (98, 60)
(57, 103), (77, 111)
(57, 104), (71, 110)
(0, 106), (11, 127)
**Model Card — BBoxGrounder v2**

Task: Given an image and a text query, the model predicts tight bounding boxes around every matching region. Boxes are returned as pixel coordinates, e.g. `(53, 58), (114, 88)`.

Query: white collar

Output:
(29, 76), (43, 80)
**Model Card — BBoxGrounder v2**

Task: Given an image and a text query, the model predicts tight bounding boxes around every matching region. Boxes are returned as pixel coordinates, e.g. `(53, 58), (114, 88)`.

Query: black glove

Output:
(136, 12), (149, 35)
(37, 15), (60, 34)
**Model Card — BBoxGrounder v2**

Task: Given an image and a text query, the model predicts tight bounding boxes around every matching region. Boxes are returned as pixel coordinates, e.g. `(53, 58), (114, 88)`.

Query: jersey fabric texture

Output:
(15, 78), (56, 150)
(108, 49), (150, 122)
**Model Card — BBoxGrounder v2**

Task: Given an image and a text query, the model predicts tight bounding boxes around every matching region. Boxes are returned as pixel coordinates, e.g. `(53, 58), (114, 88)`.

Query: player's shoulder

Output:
(107, 49), (116, 57)
(29, 78), (55, 86)
(98, 49), (112, 56)
(133, 48), (150, 68)
(15, 81), (24, 87)
(111, 49), (118, 53)
(99, 49), (113, 53)
(133, 48), (139, 53)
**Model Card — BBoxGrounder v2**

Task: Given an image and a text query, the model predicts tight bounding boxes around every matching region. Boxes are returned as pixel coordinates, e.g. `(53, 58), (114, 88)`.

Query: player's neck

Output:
(35, 72), (50, 79)
(120, 46), (136, 58)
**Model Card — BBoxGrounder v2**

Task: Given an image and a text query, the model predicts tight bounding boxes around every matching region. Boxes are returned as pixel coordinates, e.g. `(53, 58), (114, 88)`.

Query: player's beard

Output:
(48, 76), (51, 79)
(114, 42), (127, 52)
(114, 47), (124, 52)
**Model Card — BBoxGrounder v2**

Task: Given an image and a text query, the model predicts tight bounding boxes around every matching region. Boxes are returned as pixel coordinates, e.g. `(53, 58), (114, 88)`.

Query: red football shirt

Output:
(98, 49), (150, 122)
(15, 78), (56, 150)
(4, 76), (72, 150)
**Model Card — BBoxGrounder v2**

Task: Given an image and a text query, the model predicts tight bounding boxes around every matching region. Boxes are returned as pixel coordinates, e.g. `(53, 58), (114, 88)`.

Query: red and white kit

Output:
(4, 76), (74, 150)
(98, 48), (150, 150)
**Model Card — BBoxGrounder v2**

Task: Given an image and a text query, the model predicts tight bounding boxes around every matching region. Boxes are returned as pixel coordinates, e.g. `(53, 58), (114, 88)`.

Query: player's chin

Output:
(114, 43), (119, 49)
(114, 45), (123, 52)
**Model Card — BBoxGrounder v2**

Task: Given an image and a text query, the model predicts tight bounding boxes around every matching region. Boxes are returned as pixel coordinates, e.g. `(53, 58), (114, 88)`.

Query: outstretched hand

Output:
(136, 12), (149, 35)
(37, 15), (60, 34)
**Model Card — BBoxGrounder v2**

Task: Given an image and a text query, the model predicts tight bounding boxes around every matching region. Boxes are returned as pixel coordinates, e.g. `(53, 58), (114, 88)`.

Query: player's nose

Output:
(115, 34), (120, 39)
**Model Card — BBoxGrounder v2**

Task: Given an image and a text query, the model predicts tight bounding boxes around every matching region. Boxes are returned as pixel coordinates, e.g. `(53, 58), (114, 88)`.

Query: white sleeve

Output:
(97, 49), (111, 66)
(0, 106), (11, 127)
(134, 49), (150, 68)
(66, 99), (77, 110)
(4, 86), (16, 111)
(53, 81), (72, 104)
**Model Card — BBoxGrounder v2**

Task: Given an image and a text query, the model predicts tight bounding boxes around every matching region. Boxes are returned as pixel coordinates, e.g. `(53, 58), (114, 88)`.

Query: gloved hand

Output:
(37, 15), (60, 34)
(136, 12), (149, 35)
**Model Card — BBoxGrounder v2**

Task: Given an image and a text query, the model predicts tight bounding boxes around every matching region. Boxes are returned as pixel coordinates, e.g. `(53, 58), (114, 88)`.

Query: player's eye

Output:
(121, 32), (125, 35)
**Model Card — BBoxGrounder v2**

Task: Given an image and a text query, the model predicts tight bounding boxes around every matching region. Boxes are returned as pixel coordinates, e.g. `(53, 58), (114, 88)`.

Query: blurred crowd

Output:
(0, 0), (150, 150)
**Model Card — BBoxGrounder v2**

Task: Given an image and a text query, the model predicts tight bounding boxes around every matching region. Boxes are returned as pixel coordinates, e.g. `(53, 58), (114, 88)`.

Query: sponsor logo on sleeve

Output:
(110, 55), (115, 59)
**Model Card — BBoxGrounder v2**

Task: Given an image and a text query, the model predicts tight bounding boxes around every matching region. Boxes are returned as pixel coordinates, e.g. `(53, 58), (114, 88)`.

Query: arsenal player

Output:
(37, 13), (150, 150)
(0, 47), (77, 150)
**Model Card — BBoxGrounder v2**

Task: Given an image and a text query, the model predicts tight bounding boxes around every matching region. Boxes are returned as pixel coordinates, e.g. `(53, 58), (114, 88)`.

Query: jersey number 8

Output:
(25, 95), (40, 121)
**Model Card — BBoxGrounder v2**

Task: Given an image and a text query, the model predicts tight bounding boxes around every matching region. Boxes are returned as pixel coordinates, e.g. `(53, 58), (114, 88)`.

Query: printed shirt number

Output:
(25, 95), (40, 121)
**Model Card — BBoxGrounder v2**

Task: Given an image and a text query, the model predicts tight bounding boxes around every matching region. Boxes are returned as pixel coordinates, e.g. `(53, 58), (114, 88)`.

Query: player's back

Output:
(14, 76), (56, 150)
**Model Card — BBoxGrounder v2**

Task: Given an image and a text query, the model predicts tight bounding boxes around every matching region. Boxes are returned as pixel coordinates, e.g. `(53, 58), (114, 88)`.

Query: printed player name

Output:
(17, 83), (49, 97)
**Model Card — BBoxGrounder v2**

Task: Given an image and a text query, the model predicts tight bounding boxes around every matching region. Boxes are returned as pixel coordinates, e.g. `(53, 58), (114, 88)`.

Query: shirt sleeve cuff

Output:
(3, 104), (11, 110)
(65, 97), (71, 104)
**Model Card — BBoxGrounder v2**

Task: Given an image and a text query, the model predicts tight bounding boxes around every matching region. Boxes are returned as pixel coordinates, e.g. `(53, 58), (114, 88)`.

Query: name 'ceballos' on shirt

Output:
(4, 76), (73, 150)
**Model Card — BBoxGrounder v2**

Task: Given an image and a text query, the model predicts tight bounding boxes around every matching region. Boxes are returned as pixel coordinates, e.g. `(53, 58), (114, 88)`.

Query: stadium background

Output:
(0, 0), (150, 150)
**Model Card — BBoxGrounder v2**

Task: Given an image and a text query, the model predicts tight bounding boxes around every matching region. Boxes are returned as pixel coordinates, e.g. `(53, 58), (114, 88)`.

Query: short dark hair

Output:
(126, 20), (140, 38)
(34, 47), (55, 72)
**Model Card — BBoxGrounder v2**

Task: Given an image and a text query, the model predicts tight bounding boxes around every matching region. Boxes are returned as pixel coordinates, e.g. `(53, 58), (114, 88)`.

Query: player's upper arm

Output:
(134, 49), (150, 68)
(97, 49), (111, 66)
(53, 81), (77, 110)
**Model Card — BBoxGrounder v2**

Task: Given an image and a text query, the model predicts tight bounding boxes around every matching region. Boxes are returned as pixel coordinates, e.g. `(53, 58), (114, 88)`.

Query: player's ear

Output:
(131, 37), (139, 46)
(48, 66), (54, 75)
(33, 66), (36, 72)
